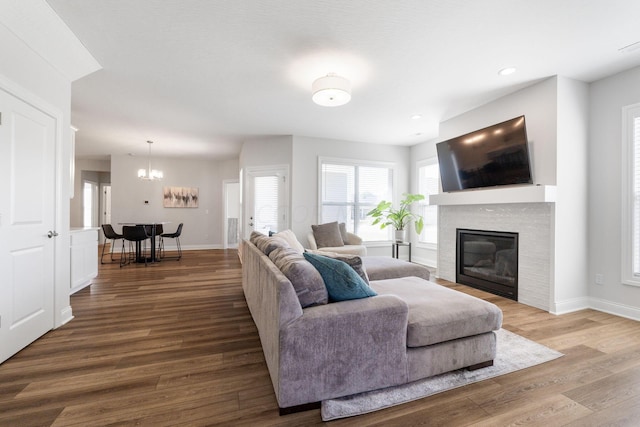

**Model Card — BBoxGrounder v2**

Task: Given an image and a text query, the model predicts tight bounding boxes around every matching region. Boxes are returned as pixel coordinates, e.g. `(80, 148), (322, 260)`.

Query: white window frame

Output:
(416, 158), (440, 249)
(621, 103), (640, 287)
(318, 157), (396, 243)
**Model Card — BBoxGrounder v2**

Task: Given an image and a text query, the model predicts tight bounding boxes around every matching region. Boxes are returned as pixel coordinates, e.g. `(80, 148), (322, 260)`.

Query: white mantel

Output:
(429, 185), (556, 206)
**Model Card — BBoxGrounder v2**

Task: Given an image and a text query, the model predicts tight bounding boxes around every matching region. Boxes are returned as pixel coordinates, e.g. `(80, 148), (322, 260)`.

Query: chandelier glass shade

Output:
(312, 73), (351, 107)
(138, 140), (163, 180)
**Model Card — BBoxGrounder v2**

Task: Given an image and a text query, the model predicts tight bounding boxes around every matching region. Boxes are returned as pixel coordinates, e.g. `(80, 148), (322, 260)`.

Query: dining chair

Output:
(121, 225), (150, 267)
(159, 223), (183, 260)
(101, 224), (124, 264)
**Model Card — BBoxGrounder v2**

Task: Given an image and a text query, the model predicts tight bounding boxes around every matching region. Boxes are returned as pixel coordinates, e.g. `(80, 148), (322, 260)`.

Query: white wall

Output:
(0, 22), (73, 327)
(554, 77), (589, 310)
(292, 135), (411, 255)
(588, 65), (640, 319)
(110, 154), (238, 249)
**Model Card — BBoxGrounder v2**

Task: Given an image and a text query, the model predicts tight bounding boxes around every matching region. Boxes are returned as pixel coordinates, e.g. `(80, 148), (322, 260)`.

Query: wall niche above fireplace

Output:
(456, 228), (519, 301)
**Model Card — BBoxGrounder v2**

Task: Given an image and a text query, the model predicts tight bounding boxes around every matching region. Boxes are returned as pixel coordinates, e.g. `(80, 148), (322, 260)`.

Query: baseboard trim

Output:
(550, 297), (590, 315)
(588, 297), (640, 321)
(58, 305), (74, 328)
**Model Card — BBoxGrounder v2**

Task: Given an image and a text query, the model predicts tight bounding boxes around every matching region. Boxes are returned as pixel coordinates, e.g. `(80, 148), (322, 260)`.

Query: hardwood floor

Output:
(2, 248), (640, 426)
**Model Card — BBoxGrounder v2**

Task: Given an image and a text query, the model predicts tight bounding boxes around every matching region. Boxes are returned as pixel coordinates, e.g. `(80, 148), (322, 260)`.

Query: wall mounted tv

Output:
(436, 115), (533, 192)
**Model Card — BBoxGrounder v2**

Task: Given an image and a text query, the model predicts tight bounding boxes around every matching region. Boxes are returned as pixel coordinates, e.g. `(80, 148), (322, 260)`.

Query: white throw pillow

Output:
(274, 229), (305, 254)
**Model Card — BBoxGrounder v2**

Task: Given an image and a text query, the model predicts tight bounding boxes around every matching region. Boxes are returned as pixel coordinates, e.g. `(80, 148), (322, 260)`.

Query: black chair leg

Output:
(101, 240), (109, 264)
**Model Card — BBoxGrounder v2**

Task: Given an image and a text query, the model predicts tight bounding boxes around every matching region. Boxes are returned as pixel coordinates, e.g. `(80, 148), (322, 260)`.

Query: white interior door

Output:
(245, 166), (289, 239)
(0, 87), (56, 364)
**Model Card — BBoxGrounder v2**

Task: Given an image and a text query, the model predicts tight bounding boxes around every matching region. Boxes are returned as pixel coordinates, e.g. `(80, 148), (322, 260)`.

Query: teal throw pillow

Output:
(303, 252), (377, 302)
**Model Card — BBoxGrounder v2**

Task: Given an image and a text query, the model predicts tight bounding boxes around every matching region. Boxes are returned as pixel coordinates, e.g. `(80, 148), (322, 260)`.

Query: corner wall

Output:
(588, 65), (640, 319)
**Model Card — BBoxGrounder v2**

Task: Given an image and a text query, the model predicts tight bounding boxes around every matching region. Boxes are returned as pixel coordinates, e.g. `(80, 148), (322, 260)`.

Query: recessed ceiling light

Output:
(411, 114), (422, 120)
(498, 67), (516, 76)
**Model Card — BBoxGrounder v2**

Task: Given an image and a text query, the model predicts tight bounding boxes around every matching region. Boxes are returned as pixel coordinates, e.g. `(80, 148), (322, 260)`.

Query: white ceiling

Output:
(46, 0), (640, 160)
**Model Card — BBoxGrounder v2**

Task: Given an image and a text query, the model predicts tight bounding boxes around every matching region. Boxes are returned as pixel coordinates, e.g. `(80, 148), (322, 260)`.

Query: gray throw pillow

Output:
(312, 221), (344, 248)
(269, 247), (328, 308)
(250, 231), (289, 256)
(316, 252), (369, 285)
(303, 253), (376, 302)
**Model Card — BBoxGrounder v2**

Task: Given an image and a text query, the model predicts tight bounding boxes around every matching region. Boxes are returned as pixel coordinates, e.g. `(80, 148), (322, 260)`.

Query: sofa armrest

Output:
(345, 231), (363, 245)
(277, 294), (409, 407)
(307, 232), (318, 250)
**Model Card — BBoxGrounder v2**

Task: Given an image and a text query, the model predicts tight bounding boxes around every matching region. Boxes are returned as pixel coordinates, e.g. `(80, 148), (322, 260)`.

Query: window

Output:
(319, 159), (393, 241)
(417, 159), (440, 246)
(622, 103), (640, 286)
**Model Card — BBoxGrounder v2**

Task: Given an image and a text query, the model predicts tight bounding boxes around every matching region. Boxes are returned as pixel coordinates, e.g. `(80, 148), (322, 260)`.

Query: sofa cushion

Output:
(274, 229), (305, 254)
(312, 222), (344, 248)
(362, 256), (430, 281)
(250, 231), (289, 256)
(307, 251), (370, 285)
(304, 252), (376, 302)
(370, 277), (502, 347)
(270, 247), (328, 308)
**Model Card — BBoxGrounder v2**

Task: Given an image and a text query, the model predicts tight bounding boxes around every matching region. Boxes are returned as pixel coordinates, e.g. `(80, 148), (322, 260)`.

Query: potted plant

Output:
(367, 193), (425, 242)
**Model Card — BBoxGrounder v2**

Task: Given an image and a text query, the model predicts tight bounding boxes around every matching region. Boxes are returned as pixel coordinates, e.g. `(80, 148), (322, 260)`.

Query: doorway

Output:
(223, 180), (240, 249)
(244, 165), (289, 239)
(100, 184), (112, 243)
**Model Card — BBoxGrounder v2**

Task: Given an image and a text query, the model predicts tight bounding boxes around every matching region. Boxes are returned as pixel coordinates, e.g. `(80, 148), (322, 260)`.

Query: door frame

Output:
(99, 183), (112, 244)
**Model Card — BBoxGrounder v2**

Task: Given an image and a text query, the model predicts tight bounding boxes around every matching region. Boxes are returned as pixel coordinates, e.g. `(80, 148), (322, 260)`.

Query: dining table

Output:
(119, 222), (170, 263)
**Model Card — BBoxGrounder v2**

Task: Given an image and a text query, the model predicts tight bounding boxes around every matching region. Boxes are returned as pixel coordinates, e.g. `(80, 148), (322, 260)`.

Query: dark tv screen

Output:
(436, 116), (533, 192)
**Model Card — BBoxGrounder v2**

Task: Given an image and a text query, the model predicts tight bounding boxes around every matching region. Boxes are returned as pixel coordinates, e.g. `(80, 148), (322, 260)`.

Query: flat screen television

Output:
(436, 115), (533, 192)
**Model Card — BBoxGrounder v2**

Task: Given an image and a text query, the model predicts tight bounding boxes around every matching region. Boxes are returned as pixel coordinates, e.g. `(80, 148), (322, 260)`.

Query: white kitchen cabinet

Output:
(70, 228), (98, 294)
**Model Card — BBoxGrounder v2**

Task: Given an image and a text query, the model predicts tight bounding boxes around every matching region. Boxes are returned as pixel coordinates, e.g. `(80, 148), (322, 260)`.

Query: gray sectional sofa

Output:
(241, 235), (503, 413)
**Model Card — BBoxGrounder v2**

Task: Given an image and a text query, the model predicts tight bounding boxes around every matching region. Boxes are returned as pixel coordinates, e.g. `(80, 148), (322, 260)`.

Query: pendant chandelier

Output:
(138, 140), (163, 180)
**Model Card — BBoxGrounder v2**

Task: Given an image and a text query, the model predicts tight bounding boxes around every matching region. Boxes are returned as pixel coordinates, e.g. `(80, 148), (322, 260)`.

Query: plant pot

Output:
(395, 229), (407, 243)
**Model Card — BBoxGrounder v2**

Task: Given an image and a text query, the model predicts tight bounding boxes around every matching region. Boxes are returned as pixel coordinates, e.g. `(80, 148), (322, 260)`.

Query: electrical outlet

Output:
(595, 274), (604, 285)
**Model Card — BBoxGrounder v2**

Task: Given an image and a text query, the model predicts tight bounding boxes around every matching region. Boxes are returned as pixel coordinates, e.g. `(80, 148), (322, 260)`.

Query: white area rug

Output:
(321, 328), (563, 421)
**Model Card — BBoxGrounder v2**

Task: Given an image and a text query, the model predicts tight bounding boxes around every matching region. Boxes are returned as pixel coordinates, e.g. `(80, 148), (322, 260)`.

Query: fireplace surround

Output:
(456, 228), (519, 300)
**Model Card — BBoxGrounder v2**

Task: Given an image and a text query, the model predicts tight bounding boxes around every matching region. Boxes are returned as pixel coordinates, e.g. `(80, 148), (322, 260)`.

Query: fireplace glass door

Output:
(456, 229), (518, 300)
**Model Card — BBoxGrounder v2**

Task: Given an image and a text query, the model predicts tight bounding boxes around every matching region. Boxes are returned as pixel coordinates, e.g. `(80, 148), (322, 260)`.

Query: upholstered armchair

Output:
(307, 222), (367, 256)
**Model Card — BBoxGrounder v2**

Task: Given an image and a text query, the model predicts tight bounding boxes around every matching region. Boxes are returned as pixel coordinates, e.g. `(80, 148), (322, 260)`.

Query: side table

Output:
(392, 241), (411, 262)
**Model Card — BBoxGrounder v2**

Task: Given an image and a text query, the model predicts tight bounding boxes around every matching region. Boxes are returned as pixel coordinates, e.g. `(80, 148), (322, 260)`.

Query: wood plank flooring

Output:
(1, 248), (640, 426)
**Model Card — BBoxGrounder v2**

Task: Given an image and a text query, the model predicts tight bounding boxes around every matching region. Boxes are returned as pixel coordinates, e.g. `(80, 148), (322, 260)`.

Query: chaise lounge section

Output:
(241, 234), (503, 413)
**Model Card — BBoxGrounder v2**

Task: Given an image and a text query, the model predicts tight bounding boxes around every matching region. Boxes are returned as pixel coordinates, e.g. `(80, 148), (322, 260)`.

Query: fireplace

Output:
(456, 229), (518, 300)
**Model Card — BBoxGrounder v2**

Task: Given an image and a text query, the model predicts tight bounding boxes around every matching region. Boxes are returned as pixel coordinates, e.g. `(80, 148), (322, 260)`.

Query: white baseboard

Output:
(588, 297), (640, 321)
(58, 305), (74, 328)
(163, 244), (225, 251)
(550, 297), (590, 315)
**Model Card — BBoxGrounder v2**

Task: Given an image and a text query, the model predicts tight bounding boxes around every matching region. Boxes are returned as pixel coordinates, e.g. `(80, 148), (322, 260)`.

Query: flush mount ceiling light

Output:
(138, 140), (163, 180)
(312, 73), (351, 107)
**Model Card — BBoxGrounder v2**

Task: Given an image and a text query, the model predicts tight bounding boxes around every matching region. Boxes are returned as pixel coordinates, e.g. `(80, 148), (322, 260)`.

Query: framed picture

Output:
(163, 186), (199, 208)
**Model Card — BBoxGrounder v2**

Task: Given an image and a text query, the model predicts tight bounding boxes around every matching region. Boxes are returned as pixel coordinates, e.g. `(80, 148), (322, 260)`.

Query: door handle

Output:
(249, 222), (254, 226)
(47, 230), (59, 238)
